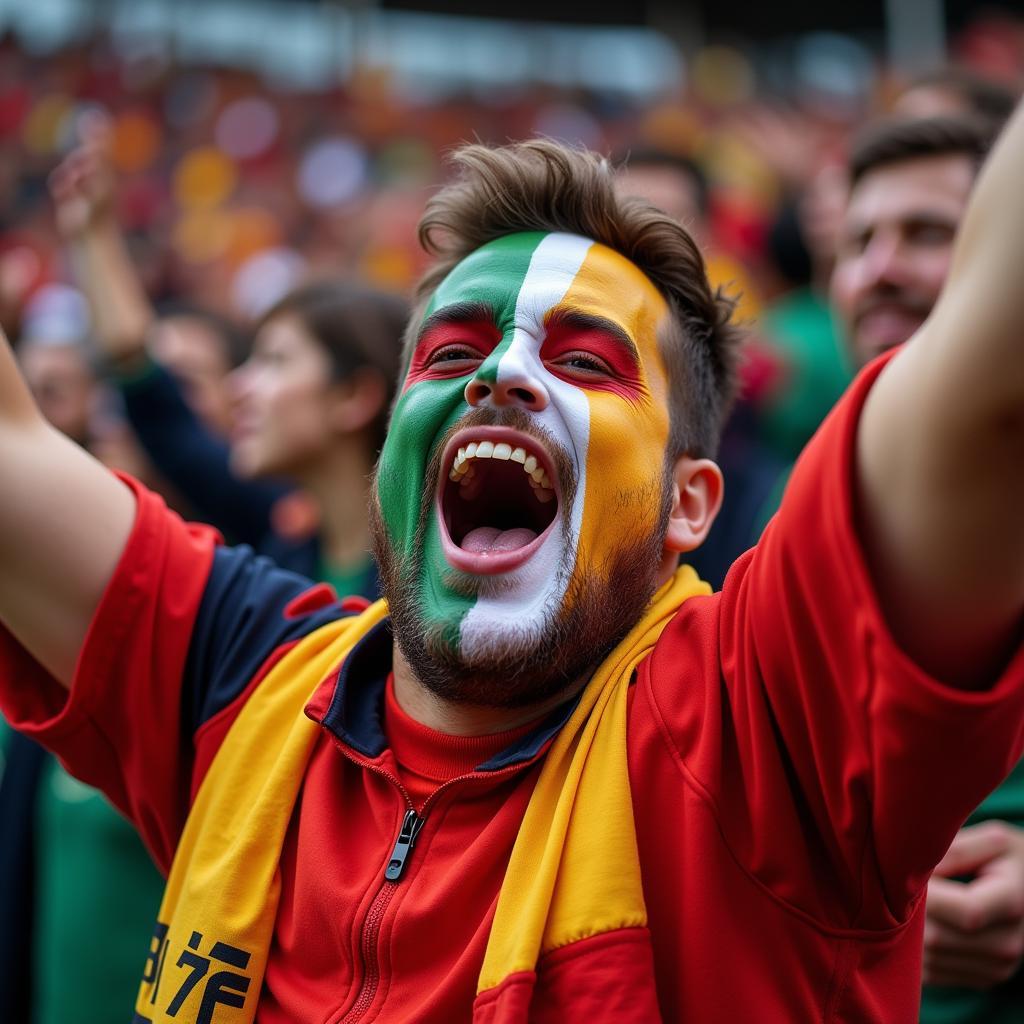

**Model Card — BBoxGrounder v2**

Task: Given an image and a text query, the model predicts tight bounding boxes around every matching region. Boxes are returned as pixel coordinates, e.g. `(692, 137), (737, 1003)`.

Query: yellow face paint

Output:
(553, 243), (672, 587)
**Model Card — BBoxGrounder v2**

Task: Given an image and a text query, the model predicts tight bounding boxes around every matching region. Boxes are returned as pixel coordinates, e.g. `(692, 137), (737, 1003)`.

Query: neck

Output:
(391, 644), (585, 736)
(300, 440), (375, 569)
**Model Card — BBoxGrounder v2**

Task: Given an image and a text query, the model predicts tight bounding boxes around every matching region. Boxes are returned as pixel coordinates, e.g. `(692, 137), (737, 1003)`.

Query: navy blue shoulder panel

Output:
(182, 544), (351, 737)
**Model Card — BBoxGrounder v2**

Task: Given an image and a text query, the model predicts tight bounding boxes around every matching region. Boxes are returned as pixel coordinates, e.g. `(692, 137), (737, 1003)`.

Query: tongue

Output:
(460, 526), (538, 554)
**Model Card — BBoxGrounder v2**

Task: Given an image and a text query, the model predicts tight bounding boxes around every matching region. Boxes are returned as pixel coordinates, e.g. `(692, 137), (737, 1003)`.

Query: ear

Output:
(663, 456), (724, 555)
(327, 368), (388, 435)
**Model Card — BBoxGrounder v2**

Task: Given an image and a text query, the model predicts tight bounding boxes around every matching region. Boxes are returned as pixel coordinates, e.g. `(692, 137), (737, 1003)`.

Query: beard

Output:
(370, 409), (672, 710)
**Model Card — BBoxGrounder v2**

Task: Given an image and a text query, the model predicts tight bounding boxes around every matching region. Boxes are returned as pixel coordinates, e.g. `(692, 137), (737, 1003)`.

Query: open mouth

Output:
(437, 427), (561, 575)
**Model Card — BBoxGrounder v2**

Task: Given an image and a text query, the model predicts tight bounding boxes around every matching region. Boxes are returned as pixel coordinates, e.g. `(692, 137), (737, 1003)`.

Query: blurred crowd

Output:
(1, 14), (1022, 491)
(2, 8), (1024, 1023)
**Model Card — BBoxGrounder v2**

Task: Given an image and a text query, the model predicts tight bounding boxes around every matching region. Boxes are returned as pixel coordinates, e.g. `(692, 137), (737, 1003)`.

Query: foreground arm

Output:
(0, 333), (135, 685)
(858, 101), (1024, 687)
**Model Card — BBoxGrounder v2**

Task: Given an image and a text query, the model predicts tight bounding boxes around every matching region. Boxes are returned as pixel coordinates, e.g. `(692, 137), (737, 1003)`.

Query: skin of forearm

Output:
(70, 219), (155, 362)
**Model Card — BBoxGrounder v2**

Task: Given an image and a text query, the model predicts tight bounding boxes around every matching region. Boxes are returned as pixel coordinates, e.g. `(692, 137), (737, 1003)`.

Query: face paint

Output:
(375, 231), (673, 691)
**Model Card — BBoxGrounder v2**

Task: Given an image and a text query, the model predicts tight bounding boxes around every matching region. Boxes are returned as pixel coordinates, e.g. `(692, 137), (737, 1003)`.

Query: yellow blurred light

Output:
(23, 94), (73, 155)
(692, 46), (755, 108)
(172, 146), (237, 210)
(361, 245), (415, 291)
(172, 208), (233, 263)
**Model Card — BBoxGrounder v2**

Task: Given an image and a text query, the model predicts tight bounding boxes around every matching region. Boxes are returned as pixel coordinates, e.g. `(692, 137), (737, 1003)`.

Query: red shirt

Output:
(4, 352), (1024, 1022)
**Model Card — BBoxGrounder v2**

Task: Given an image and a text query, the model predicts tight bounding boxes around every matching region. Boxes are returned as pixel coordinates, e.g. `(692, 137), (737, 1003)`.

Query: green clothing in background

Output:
(758, 288), (852, 462)
(317, 555), (375, 602)
(919, 758), (1024, 1024)
(31, 756), (164, 1023)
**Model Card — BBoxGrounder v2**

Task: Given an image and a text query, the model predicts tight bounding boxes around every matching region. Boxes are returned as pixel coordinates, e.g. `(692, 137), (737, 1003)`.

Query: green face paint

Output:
(375, 233), (547, 645)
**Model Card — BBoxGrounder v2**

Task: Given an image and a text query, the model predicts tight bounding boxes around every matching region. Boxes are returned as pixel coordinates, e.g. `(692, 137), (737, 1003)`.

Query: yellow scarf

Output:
(135, 567), (707, 1022)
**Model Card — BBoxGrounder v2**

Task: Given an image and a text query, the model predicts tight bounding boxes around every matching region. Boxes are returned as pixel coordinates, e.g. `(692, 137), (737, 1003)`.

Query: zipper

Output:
(337, 878), (398, 1024)
(384, 809), (426, 881)
(333, 757), (537, 1022)
(335, 767), (420, 1023)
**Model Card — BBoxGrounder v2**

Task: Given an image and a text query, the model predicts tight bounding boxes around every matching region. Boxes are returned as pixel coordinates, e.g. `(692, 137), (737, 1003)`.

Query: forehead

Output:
(845, 154), (974, 232)
(429, 231), (669, 351)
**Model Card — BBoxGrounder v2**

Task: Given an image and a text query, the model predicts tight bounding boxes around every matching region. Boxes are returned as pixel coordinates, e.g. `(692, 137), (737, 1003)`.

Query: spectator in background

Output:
(893, 66), (1019, 124)
(227, 280), (407, 595)
(754, 165), (852, 467)
(614, 146), (761, 324)
(830, 111), (1023, 1024)
(615, 147), (785, 588)
(15, 287), (96, 448)
(50, 129), (408, 585)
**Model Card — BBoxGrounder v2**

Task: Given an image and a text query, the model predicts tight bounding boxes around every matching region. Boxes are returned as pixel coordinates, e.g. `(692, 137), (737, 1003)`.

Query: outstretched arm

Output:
(0, 332), (135, 686)
(858, 100), (1024, 687)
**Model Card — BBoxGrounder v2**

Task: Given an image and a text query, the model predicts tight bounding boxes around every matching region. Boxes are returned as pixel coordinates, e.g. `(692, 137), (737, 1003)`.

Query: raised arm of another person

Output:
(48, 124), (153, 370)
(0, 331), (134, 686)
(856, 100), (1024, 688)
(50, 131), (289, 548)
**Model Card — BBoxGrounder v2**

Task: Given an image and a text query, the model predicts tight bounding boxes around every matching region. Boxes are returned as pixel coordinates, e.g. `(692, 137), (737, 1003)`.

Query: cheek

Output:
(920, 250), (954, 301)
(377, 378), (469, 557)
(829, 260), (860, 319)
(575, 393), (669, 573)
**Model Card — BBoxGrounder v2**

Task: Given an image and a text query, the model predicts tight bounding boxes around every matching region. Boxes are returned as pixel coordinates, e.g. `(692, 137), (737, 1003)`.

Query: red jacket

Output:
(4, 353), (1024, 1022)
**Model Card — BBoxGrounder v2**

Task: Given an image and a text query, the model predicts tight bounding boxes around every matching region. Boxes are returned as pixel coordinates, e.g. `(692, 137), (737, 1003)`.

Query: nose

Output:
(464, 348), (549, 412)
(226, 361), (254, 408)
(859, 232), (911, 292)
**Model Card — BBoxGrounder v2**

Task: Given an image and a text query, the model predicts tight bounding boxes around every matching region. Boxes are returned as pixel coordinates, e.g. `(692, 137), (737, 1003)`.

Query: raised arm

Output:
(858, 101), (1024, 687)
(50, 130), (292, 547)
(48, 120), (155, 367)
(0, 332), (135, 686)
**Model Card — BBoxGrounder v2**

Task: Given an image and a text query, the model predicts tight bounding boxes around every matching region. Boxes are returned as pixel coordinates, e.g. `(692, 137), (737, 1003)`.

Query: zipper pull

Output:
(384, 809), (425, 882)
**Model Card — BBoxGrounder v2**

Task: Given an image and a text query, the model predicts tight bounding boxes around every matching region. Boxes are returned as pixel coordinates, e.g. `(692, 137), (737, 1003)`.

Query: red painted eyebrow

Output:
(540, 308), (645, 399)
(415, 302), (497, 344)
(404, 302), (500, 389)
(543, 309), (640, 363)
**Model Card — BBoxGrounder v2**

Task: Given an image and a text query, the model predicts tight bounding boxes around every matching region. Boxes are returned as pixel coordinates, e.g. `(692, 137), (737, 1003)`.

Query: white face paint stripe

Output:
(460, 233), (594, 656)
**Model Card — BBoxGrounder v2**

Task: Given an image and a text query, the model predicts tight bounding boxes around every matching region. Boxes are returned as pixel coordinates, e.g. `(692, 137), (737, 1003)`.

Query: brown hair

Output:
(411, 140), (742, 459)
(849, 113), (1000, 188)
(259, 280), (408, 451)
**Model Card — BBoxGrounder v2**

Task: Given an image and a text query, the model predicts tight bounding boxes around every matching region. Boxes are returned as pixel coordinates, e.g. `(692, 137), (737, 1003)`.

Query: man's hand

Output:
(923, 821), (1024, 989)
(48, 114), (116, 240)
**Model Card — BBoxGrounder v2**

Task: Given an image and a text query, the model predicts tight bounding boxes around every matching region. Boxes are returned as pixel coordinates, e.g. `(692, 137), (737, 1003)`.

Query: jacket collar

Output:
(304, 619), (580, 771)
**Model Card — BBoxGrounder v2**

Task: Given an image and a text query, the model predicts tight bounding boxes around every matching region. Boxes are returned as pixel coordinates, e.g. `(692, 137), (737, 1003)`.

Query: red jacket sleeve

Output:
(0, 475), (217, 872)
(645, 350), (1024, 931)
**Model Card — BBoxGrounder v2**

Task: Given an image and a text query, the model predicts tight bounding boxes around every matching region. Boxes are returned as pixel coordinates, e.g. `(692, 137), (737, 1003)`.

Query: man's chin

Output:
(854, 315), (925, 364)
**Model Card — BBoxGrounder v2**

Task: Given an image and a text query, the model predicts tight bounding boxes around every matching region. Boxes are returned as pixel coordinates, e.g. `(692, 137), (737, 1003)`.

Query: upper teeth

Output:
(449, 440), (553, 491)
